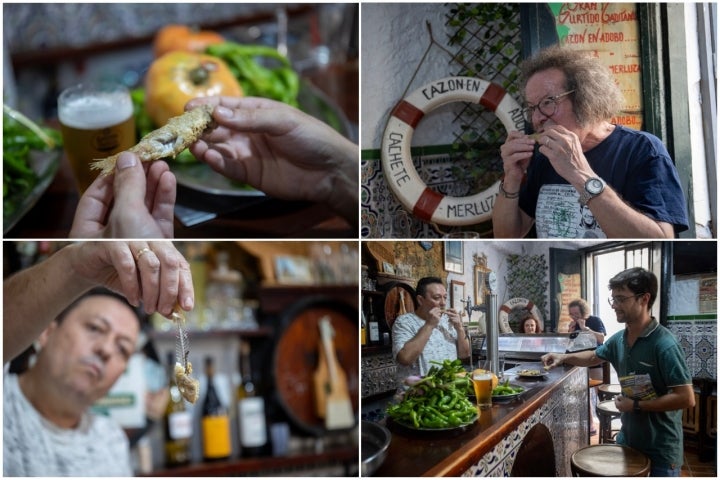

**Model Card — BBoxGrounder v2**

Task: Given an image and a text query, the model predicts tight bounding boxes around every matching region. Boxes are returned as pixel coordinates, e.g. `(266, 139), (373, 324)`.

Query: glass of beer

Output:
(58, 82), (135, 192)
(472, 371), (494, 410)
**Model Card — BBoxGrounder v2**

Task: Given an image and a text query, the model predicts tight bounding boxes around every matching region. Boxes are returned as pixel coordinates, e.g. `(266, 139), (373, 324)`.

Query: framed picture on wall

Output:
(444, 242), (463, 274)
(450, 280), (465, 313)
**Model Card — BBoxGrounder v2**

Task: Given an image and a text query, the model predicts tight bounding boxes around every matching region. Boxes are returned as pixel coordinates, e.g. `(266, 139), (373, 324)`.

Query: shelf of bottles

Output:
(361, 290), (392, 352)
(143, 243), (358, 476)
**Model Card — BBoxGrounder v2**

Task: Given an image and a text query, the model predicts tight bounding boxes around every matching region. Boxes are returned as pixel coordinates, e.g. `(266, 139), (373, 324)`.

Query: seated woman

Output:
(520, 314), (542, 334)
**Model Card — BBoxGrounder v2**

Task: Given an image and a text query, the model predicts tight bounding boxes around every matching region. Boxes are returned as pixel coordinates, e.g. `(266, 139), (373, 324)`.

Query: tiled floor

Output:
(589, 430), (716, 477)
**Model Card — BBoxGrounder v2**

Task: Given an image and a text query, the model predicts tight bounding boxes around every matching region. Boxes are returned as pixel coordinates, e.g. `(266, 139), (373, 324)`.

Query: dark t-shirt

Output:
(519, 125), (689, 238)
(571, 315), (607, 335)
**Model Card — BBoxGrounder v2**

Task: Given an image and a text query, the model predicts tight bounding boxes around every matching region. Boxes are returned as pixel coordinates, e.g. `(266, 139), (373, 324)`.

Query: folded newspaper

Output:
(619, 373), (657, 400)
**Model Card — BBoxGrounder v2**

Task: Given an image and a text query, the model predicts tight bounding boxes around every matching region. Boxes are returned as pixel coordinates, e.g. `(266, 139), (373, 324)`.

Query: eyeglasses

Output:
(607, 294), (644, 306)
(522, 90), (575, 122)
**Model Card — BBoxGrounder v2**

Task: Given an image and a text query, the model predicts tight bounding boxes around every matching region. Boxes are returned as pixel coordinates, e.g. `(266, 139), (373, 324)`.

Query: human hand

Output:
(187, 96), (358, 222)
(70, 153), (176, 238)
(536, 125), (592, 183)
(574, 317), (587, 331)
(499, 131), (536, 188)
(426, 307), (446, 327)
(66, 241), (194, 317)
(446, 309), (464, 331)
(614, 395), (634, 413)
(541, 352), (564, 370)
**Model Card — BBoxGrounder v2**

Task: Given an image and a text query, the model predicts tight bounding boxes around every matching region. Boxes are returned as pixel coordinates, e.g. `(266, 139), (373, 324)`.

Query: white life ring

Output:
(499, 297), (544, 333)
(381, 76), (525, 226)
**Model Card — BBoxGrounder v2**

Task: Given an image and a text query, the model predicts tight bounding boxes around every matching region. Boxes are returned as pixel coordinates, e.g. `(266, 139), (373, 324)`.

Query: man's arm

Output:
(491, 192), (535, 238)
(456, 331), (471, 361)
(541, 350), (605, 369)
(395, 323), (434, 366)
(4, 244), (94, 363)
(614, 384), (696, 413)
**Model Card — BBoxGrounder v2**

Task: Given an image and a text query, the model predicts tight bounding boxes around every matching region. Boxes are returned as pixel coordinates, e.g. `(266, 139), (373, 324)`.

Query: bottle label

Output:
(168, 411), (193, 440)
(369, 322), (380, 342)
(238, 397), (267, 447)
(202, 416), (232, 458)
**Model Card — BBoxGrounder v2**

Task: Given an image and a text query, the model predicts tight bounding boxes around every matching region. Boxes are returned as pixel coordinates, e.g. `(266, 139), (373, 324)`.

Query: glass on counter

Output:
(57, 82), (135, 192)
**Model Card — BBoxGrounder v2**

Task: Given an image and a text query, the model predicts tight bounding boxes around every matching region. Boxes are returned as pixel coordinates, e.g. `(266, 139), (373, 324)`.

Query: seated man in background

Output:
(4, 289), (141, 476)
(392, 277), (471, 384)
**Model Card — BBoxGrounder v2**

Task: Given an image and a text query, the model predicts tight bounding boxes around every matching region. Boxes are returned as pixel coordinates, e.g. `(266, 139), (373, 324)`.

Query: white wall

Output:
(361, 3), (463, 149)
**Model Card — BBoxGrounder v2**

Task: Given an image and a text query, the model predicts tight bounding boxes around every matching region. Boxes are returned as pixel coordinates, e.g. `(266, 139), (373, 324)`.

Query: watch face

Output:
(586, 178), (605, 195)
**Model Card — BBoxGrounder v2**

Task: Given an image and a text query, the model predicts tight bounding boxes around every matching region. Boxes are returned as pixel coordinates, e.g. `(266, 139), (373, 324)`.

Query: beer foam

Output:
(58, 92), (133, 130)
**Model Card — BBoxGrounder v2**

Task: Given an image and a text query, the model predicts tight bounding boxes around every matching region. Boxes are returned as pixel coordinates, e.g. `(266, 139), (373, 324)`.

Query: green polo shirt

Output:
(595, 317), (692, 467)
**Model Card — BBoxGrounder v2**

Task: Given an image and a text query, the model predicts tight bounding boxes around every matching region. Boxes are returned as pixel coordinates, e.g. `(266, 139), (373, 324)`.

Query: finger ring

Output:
(136, 247), (152, 260)
(545, 138), (551, 146)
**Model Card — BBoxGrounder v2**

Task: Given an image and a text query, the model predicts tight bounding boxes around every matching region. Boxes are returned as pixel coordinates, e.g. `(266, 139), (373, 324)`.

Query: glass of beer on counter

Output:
(58, 82), (135, 192)
(472, 369), (494, 410)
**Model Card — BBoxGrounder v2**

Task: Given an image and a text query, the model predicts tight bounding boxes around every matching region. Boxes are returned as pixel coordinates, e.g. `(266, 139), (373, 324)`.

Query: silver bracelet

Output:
(499, 181), (520, 199)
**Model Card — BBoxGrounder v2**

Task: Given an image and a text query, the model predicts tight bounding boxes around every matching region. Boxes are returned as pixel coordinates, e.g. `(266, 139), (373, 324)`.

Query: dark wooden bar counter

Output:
(371, 363), (589, 477)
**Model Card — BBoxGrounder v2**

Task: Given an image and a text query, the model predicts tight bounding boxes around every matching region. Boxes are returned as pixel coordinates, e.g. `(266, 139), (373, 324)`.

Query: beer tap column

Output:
(485, 293), (499, 375)
(461, 296), (485, 369)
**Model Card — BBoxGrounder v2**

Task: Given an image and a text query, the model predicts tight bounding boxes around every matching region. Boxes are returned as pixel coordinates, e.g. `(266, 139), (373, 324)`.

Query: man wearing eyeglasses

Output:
(493, 46), (688, 238)
(541, 267), (695, 477)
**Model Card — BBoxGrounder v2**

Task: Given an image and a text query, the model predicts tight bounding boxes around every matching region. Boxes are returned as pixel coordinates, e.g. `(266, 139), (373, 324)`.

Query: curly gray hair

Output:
(520, 46), (624, 127)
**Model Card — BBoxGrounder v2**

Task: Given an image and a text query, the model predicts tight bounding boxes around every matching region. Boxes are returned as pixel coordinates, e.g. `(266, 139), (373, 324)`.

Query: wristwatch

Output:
(633, 398), (641, 414)
(578, 177), (606, 206)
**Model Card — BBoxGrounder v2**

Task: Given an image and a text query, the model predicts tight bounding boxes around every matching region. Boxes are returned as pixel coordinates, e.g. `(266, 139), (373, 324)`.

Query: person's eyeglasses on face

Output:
(522, 90), (576, 122)
(607, 293), (644, 306)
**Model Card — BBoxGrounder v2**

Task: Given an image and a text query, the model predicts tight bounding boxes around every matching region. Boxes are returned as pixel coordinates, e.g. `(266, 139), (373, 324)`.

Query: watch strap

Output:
(633, 398), (641, 413)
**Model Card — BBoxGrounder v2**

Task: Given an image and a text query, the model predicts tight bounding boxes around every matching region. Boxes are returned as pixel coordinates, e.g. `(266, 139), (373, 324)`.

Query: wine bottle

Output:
(163, 352), (192, 467)
(361, 310), (367, 346)
(237, 341), (268, 457)
(201, 356), (232, 461)
(368, 301), (380, 345)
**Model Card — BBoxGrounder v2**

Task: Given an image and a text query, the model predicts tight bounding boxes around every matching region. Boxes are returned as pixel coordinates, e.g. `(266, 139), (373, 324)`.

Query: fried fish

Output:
(174, 361), (200, 404)
(90, 104), (215, 177)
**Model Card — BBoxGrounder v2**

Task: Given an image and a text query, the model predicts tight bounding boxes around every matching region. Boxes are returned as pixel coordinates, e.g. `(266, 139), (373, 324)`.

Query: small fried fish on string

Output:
(90, 104), (215, 177)
(169, 304), (199, 404)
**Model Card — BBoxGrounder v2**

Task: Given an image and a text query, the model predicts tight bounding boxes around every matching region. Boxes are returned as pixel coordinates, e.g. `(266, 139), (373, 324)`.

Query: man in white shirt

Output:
(392, 277), (471, 384)
(4, 289), (140, 476)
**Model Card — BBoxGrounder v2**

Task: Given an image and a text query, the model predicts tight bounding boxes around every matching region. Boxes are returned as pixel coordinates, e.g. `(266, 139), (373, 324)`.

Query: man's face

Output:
(609, 287), (645, 324)
(38, 296), (139, 403)
(568, 306), (582, 321)
(525, 68), (580, 133)
(418, 283), (448, 311)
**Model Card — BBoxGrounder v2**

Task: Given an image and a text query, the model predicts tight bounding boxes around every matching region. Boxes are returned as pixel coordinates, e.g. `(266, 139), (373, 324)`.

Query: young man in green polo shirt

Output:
(542, 267), (695, 477)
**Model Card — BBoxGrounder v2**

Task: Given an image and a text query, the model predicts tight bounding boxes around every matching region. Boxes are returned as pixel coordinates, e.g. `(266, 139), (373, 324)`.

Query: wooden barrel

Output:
(273, 296), (358, 435)
(381, 281), (416, 330)
(571, 444), (650, 476)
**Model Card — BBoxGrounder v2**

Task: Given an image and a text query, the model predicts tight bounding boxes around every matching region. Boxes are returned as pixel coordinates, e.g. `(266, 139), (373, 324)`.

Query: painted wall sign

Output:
(550, 3), (643, 130)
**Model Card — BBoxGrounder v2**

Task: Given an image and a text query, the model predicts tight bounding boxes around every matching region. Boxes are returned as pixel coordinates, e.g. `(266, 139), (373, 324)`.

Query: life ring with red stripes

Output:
(381, 76), (524, 226)
(499, 297), (544, 333)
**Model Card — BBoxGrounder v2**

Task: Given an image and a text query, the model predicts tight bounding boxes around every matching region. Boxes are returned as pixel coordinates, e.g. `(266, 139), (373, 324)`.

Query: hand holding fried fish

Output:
(91, 104), (215, 177)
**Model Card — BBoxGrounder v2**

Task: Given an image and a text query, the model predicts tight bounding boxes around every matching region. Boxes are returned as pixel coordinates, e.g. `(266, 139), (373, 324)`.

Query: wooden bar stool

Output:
(596, 400), (621, 444)
(598, 384), (621, 401)
(571, 444), (650, 476)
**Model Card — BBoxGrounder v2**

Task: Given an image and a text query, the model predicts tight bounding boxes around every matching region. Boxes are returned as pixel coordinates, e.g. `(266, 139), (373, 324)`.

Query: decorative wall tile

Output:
(461, 368), (587, 477)
(361, 351), (397, 398)
(669, 319), (717, 379)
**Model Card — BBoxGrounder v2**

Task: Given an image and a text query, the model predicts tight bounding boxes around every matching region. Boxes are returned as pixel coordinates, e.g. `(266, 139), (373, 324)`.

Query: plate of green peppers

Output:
(491, 380), (525, 401)
(3, 105), (63, 234)
(386, 359), (479, 432)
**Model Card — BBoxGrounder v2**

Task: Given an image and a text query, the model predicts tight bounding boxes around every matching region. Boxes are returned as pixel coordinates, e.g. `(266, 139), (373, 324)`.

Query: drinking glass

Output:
(58, 82), (136, 192)
(473, 360), (494, 409)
